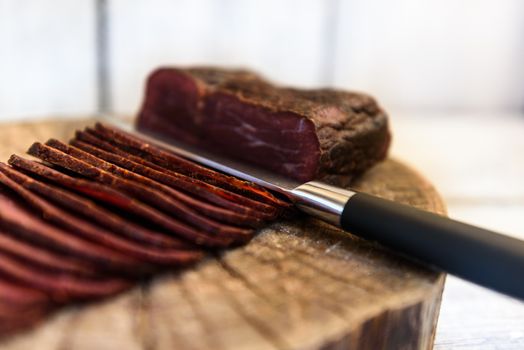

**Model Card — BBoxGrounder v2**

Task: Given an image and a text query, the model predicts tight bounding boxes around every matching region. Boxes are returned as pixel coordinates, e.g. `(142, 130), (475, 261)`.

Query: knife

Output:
(109, 118), (524, 301)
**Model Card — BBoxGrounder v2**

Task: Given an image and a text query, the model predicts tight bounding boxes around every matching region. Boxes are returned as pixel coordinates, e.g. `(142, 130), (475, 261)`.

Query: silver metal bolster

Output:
(290, 181), (356, 227)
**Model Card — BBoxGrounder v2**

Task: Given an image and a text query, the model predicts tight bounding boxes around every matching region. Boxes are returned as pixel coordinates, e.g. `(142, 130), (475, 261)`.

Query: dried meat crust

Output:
(94, 123), (291, 208)
(74, 129), (274, 224)
(27, 142), (249, 245)
(70, 136), (269, 226)
(137, 67), (391, 184)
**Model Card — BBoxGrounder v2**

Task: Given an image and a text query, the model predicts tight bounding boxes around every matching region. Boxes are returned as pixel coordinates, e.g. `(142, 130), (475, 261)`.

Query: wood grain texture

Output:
(0, 119), (446, 350)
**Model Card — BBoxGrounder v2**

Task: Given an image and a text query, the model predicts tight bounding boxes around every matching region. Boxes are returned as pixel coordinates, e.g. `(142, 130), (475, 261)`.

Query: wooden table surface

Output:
(391, 112), (524, 349)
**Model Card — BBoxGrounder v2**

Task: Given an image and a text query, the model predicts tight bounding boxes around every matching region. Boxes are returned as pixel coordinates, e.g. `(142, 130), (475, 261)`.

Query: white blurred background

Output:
(1, 1), (524, 349)
(0, 0), (523, 119)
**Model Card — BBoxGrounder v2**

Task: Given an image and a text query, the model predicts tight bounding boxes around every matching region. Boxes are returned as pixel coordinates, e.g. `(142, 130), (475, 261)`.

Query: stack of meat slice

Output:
(0, 122), (290, 336)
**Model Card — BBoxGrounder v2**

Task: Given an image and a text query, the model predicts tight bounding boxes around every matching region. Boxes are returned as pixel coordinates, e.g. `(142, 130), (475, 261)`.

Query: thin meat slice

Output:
(0, 163), (188, 249)
(0, 303), (49, 321)
(70, 137), (268, 226)
(9, 156), (234, 247)
(53, 137), (266, 228)
(0, 299), (51, 337)
(0, 232), (95, 276)
(31, 141), (251, 242)
(0, 171), (204, 266)
(0, 191), (145, 273)
(9, 155), (149, 212)
(0, 279), (51, 335)
(0, 278), (50, 308)
(0, 312), (49, 337)
(0, 250), (131, 301)
(77, 128), (278, 220)
(94, 122), (290, 208)
(66, 140), (270, 226)
(40, 140), (253, 242)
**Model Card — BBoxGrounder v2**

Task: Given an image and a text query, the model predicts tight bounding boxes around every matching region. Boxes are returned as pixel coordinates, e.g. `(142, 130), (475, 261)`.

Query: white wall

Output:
(0, 0), (97, 121)
(0, 0), (523, 120)
(109, 0), (331, 115)
(332, 0), (524, 113)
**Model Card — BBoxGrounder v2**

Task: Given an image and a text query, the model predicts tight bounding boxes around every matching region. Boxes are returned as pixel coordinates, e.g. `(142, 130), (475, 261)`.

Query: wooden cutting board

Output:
(0, 118), (446, 350)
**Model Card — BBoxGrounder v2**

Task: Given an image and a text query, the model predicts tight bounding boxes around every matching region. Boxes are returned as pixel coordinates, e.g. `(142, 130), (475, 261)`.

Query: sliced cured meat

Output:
(28, 142), (252, 243)
(70, 136), (268, 226)
(0, 171), (203, 266)
(0, 163), (188, 249)
(80, 127), (285, 217)
(0, 278), (49, 307)
(0, 232), (95, 276)
(0, 190), (144, 273)
(10, 155), (235, 247)
(0, 251), (131, 301)
(0, 298), (51, 337)
(93, 122), (290, 208)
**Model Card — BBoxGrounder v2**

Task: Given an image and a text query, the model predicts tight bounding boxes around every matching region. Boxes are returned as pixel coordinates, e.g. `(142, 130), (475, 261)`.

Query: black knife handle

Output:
(341, 192), (524, 300)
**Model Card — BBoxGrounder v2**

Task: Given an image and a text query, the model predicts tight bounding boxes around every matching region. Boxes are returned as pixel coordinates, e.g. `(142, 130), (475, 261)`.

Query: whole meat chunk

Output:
(137, 67), (391, 185)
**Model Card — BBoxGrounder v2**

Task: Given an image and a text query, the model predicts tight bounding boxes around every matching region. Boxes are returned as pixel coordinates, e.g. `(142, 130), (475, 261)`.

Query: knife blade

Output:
(107, 117), (524, 301)
(108, 118), (301, 193)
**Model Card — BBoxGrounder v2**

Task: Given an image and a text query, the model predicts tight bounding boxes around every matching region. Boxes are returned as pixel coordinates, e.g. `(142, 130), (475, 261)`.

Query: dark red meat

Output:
(0, 163), (190, 249)
(0, 171), (203, 266)
(93, 123), (290, 207)
(0, 231), (96, 277)
(0, 280), (51, 336)
(72, 130), (273, 225)
(0, 118), (295, 336)
(71, 139), (266, 226)
(0, 191), (142, 273)
(27, 143), (246, 246)
(137, 67), (391, 184)
(0, 250), (131, 301)
(8, 156), (235, 247)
